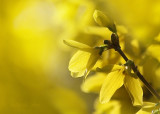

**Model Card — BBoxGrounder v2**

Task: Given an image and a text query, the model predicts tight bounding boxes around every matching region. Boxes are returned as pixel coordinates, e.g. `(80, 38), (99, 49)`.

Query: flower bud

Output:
(103, 40), (111, 45)
(111, 33), (120, 47)
(93, 10), (117, 33)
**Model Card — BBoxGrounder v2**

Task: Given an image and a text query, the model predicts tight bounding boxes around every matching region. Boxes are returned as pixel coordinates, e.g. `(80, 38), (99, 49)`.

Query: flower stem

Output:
(116, 47), (160, 100)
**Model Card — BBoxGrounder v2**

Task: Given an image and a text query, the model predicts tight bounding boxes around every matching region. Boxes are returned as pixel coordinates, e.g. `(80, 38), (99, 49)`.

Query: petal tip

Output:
(99, 97), (109, 104)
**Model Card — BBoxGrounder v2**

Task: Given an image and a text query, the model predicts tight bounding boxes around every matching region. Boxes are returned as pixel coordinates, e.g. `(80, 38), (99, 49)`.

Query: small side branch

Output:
(105, 33), (160, 101)
(116, 47), (160, 100)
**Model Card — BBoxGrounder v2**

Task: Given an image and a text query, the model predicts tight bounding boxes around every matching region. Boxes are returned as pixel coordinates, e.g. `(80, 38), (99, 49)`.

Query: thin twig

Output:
(107, 33), (160, 100)
(116, 47), (160, 100)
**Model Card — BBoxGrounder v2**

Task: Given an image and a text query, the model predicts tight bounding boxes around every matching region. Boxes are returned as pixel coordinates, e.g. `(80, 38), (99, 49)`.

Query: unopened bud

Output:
(103, 40), (111, 45)
(93, 10), (117, 33)
(111, 33), (120, 47)
(103, 40), (113, 49)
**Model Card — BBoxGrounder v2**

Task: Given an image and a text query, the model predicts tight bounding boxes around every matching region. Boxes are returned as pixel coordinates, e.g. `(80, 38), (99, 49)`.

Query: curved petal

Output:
(147, 45), (160, 62)
(124, 74), (143, 106)
(154, 33), (160, 42)
(63, 40), (92, 52)
(94, 99), (121, 114)
(85, 50), (100, 78)
(142, 102), (155, 108)
(97, 64), (123, 73)
(69, 51), (91, 78)
(100, 68), (125, 103)
(116, 25), (128, 34)
(81, 73), (106, 93)
(85, 26), (112, 39)
(94, 99), (140, 114)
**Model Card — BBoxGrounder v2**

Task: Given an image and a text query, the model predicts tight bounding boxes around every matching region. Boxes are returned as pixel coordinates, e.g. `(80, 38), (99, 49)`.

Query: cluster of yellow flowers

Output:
(64, 10), (160, 114)
(2, 0), (160, 113)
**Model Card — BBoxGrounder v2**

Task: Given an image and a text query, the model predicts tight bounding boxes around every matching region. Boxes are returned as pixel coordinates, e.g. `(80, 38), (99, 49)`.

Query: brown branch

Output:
(116, 47), (160, 100)
(105, 33), (160, 100)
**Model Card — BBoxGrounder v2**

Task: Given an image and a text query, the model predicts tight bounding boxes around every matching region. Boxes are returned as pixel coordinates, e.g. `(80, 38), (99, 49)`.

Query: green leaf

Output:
(63, 40), (92, 52)
(100, 68), (125, 103)
(152, 103), (160, 114)
(124, 74), (143, 106)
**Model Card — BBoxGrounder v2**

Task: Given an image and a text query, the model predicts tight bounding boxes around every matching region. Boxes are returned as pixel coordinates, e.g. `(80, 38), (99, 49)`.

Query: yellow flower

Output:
(81, 64), (121, 93)
(85, 10), (129, 66)
(63, 40), (107, 78)
(99, 65), (143, 106)
(100, 65), (143, 106)
(82, 64), (143, 106)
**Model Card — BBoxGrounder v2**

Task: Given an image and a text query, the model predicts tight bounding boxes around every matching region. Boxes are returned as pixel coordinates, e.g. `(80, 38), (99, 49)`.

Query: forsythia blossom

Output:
(63, 40), (107, 78)
(99, 65), (143, 106)
(64, 9), (160, 114)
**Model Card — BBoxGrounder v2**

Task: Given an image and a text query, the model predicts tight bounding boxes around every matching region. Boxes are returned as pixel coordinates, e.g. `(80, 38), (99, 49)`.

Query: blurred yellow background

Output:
(1, 0), (160, 114)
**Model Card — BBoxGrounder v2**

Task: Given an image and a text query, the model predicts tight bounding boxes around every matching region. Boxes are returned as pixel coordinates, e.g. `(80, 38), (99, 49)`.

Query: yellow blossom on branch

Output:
(63, 40), (108, 78)
(93, 10), (117, 33)
(64, 8), (160, 114)
(98, 65), (143, 106)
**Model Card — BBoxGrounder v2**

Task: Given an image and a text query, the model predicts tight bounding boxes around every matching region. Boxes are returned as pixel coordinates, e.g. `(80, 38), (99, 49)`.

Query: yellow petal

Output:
(51, 87), (88, 114)
(116, 25), (128, 34)
(85, 50), (100, 78)
(85, 26), (112, 39)
(142, 102), (155, 108)
(102, 49), (121, 65)
(69, 51), (90, 78)
(124, 74), (143, 106)
(97, 64), (123, 73)
(131, 39), (140, 56)
(154, 33), (160, 42)
(94, 98), (140, 114)
(147, 45), (160, 62)
(81, 73), (106, 93)
(93, 99), (121, 114)
(100, 68), (125, 103)
(96, 64), (115, 73)
(92, 59), (103, 70)
(93, 10), (116, 33)
(136, 109), (152, 114)
(63, 40), (92, 52)
(136, 102), (155, 114)
(111, 65), (124, 71)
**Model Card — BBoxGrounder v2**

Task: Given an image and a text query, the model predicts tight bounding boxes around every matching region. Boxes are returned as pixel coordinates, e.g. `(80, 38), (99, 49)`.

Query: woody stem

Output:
(115, 47), (160, 100)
